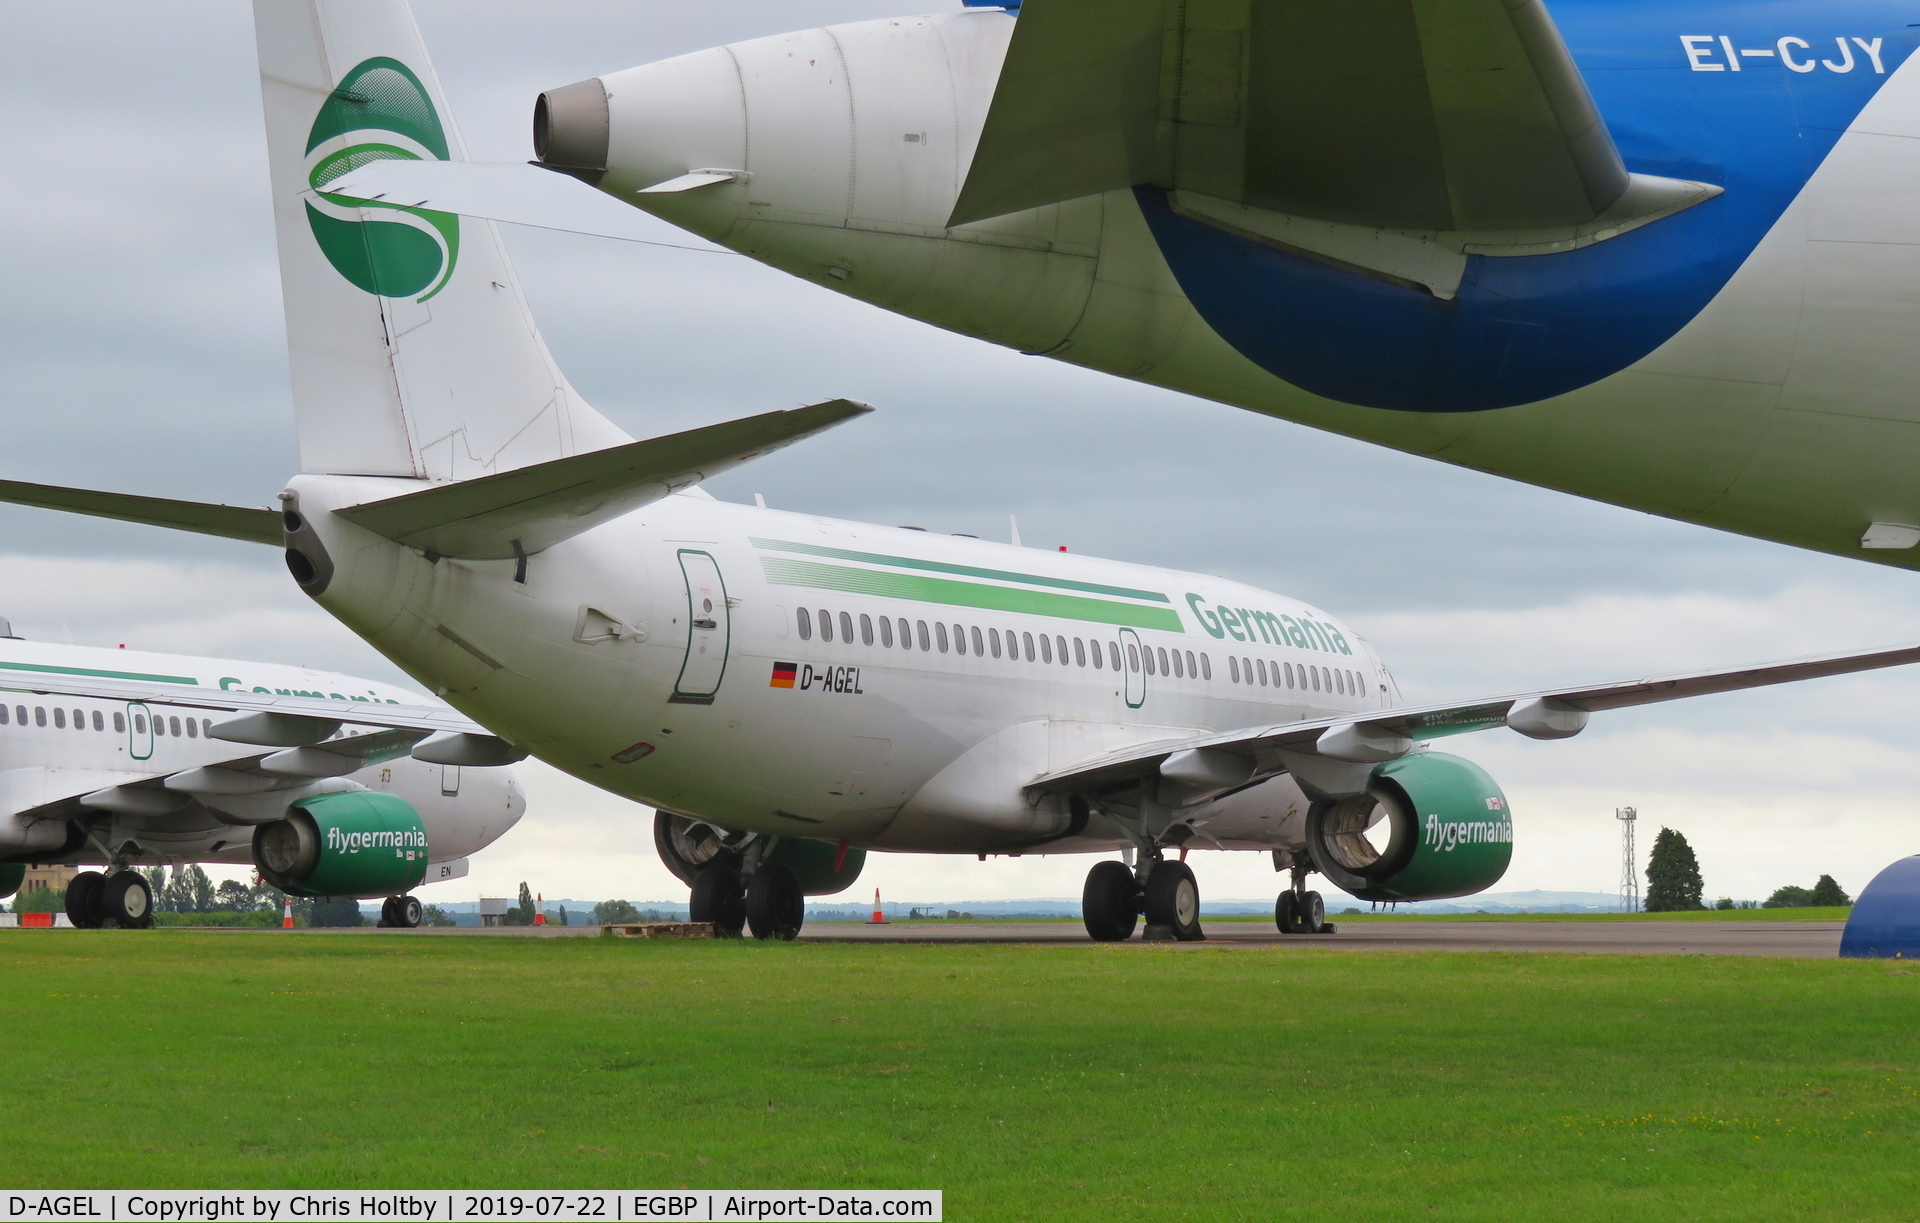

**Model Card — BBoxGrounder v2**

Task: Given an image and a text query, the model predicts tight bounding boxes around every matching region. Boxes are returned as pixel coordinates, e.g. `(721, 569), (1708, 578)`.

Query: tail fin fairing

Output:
(253, 0), (629, 482)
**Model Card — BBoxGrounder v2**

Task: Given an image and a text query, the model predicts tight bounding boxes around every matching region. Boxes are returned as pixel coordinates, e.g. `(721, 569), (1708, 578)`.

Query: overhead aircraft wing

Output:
(337, 399), (872, 560)
(951, 0), (1708, 238)
(1028, 641), (1920, 800)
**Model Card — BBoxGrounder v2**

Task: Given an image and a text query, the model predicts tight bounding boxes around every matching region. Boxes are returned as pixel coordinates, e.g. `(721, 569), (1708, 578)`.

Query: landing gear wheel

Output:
(1275, 890), (1301, 934)
(1144, 860), (1204, 942)
(1300, 890), (1328, 935)
(745, 865), (804, 941)
(65, 870), (106, 929)
(690, 862), (746, 938)
(97, 871), (153, 929)
(380, 895), (422, 928)
(1081, 860), (1139, 942)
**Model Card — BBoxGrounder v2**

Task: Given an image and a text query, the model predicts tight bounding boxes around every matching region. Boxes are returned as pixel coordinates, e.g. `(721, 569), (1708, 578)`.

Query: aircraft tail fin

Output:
(253, 0), (630, 481)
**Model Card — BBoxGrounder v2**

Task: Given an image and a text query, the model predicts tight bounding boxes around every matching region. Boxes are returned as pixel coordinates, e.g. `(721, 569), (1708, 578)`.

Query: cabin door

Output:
(672, 550), (732, 703)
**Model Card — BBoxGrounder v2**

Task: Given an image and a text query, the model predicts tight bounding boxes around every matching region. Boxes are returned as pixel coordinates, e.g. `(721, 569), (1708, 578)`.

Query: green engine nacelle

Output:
(1305, 752), (1512, 903)
(654, 812), (865, 896)
(0, 863), (23, 901)
(253, 791), (430, 899)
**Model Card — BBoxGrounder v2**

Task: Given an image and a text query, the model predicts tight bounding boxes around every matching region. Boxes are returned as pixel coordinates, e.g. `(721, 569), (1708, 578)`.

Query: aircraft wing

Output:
(1027, 641), (1920, 799)
(951, 0), (1707, 237)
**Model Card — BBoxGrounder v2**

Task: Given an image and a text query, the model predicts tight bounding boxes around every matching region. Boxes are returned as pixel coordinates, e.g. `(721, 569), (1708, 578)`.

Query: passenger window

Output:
(134, 714), (146, 734)
(0, 705), (7, 725)
(92, 711), (104, 731)
(113, 712), (125, 733)
(1074, 638), (1086, 667)
(1091, 640), (1103, 669)
(1127, 644), (1140, 672)
(1311, 667), (1321, 691)
(879, 616), (894, 648)
(953, 624), (967, 656)
(1229, 656), (1240, 683)
(971, 626), (985, 655)
(1109, 642), (1122, 671)
(1172, 651), (1184, 679)
(14, 705), (24, 725)
(917, 620), (931, 650)
(860, 613), (874, 646)
(989, 628), (1002, 658)
(203, 719), (213, 737)
(1200, 653), (1211, 680)
(1257, 660), (1268, 686)
(819, 609), (833, 642)
(900, 618), (913, 649)
(153, 715), (165, 736)
(73, 708), (83, 728)
(1142, 647), (1154, 675)
(1186, 651), (1198, 678)
(1056, 636), (1068, 665)
(53, 708), (65, 729)
(1337, 670), (1348, 695)
(839, 611), (854, 642)
(170, 717), (183, 736)
(186, 717), (199, 738)
(1323, 666), (1333, 691)
(1284, 662), (1294, 688)
(1157, 647), (1170, 676)
(936, 623), (950, 653)
(1023, 631), (1036, 661)
(797, 607), (812, 640)
(1040, 634), (1053, 664)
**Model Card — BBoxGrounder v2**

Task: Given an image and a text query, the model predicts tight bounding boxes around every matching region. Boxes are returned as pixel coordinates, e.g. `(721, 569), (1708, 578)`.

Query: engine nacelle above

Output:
(1305, 752), (1512, 903)
(253, 791), (431, 900)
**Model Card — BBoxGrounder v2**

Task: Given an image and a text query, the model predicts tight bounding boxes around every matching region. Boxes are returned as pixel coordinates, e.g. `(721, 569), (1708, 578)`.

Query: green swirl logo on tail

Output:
(304, 57), (459, 301)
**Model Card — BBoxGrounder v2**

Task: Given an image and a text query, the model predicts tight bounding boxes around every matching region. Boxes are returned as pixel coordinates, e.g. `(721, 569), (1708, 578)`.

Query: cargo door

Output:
(672, 550), (732, 703)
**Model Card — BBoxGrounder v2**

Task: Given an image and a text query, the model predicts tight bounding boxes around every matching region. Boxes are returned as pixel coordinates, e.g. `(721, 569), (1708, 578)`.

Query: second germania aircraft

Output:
(4, 0), (1917, 939)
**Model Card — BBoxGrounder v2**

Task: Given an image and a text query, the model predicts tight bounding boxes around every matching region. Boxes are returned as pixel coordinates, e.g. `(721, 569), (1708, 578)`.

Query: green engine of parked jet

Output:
(654, 812), (865, 896)
(253, 791), (430, 899)
(1306, 753), (1512, 903)
(0, 862), (24, 901)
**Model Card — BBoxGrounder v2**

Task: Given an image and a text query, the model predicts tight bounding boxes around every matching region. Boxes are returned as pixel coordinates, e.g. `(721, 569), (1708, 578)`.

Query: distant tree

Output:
(12, 886), (65, 914)
(181, 865), (215, 913)
(1644, 827), (1705, 911)
(214, 879), (253, 911)
(308, 896), (364, 927)
(1714, 897), (1735, 910)
(422, 904), (456, 927)
(1765, 885), (1814, 909)
(1810, 875), (1852, 907)
(501, 882), (536, 926)
(141, 867), (171, 911)
(594, 899), (642, 925)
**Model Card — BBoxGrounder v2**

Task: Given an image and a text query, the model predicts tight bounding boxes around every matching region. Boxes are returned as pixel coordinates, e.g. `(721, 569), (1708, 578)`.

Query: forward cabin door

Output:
(1119, 628), (1146, 709)
(672, 550), (731, 704)
(126, 702), (154, 760)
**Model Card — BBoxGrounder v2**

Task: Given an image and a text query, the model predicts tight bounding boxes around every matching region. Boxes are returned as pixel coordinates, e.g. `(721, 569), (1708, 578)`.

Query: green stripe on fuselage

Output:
(751, 539), (1170, 603)
(760, 558), (1186, 631)
(0, 661), (198, 685)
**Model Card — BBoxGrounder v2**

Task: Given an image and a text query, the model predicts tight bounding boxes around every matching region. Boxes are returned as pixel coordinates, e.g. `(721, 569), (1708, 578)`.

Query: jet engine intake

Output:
(1304, 752), (1511, 902)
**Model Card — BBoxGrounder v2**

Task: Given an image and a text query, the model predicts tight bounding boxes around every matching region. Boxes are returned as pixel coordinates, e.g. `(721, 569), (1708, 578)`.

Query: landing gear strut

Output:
(1081, 853), (1205, 942)
(1274, 856), (1334, 935)
(379, 895), (423, 928)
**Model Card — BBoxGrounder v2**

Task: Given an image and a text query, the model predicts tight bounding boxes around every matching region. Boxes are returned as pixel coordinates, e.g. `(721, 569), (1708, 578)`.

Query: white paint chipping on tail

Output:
(253, 0), (629, 482)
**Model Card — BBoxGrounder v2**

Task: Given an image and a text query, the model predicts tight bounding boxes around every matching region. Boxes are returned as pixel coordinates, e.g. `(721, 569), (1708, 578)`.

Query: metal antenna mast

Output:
(1615, 807), (1639, 912)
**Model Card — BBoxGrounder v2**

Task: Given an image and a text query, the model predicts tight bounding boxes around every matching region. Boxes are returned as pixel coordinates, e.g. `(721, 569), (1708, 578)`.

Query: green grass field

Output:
(6, 931), (1915, 1220)
(1204, 906), (1856, 923)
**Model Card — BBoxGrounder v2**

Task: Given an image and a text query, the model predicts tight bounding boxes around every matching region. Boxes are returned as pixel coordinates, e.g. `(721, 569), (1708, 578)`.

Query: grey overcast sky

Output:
(2, 1), (1918, 908)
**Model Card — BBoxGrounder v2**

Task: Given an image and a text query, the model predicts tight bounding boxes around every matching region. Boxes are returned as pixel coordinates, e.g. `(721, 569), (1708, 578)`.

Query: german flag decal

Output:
(769, 662), (798, 689)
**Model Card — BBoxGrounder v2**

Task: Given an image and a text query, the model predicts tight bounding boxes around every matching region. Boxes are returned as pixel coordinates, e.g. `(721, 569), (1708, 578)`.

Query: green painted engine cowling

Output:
(1305, 752), (1511, 903)
(0, 863), (23, 901)
(765, 837), (866, 897)
(253, 790), (429, 899)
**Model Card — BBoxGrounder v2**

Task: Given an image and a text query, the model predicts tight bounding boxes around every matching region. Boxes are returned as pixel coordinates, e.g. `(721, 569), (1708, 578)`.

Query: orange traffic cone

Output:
(534, 891), (547, 926)
(282, 897), (294, 929)
(869, 889), (888, 924)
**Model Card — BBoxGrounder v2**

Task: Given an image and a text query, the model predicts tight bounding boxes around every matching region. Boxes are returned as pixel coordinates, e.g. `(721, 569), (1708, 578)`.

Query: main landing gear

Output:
(1081, 854), (1205, 942)
(1274, 854), (1335, 936)
(64, 869), (154, 929)
(690, 857), (804, 941)
(378, 895), (423, 928)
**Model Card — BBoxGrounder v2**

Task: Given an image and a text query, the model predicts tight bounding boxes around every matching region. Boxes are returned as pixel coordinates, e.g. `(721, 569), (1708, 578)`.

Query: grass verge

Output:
(4, 932), (1914, 1220)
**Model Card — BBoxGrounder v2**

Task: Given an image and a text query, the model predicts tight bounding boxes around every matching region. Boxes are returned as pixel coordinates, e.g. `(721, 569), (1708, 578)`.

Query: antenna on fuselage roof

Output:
(1009, 516), (1021, 547)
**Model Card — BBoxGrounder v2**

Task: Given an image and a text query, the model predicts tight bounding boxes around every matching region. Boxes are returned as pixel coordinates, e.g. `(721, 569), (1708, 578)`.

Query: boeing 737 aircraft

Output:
(2, 0), (1916, 941)
(472, 0), (1920, 573)
(0, 620), (525, 928)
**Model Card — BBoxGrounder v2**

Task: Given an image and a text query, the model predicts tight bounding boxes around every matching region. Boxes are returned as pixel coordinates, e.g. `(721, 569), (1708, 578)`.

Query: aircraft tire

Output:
(1145, 861), (1204, 942)
(1081, 860), (1139, 942)
(98, 871), (154, 929)
(1301, 890), (1327, 934)
(65, 870), (106, 929)
(1275, 890), (1301, 934)
(690, 861), (746, 938)
(745, 865), (803, 941)
(390, 895), (422, 928)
